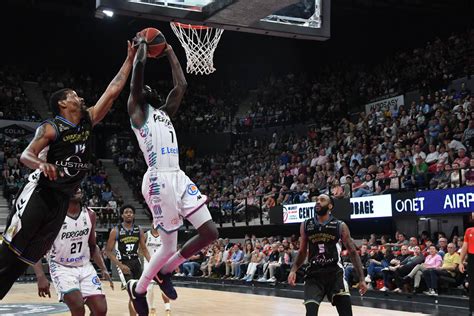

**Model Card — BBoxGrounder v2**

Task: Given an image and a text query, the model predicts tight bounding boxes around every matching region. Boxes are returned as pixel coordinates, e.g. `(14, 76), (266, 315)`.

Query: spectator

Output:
(422, 243), (460, 296)
(404, 245), (443, 292)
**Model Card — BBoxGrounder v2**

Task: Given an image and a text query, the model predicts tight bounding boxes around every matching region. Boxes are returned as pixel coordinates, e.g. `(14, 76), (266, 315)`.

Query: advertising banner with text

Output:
(392, 187), (474, 217)
(365, 95), (404, 114)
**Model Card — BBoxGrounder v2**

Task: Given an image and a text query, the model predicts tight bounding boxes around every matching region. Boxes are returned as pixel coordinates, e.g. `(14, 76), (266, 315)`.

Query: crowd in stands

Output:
(239, 31), (472, 129)
(175, 230), (468, 296)
(0, 67), (41, 122)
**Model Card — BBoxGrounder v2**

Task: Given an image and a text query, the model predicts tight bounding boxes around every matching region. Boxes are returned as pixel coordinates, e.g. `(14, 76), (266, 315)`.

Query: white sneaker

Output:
(268, 277), (277, 282)
(365, 275), (372, 283)
(423, 289), (433, 296)
(392, 288), (402, 293)
(379, 287), (389, 292)
(431, 290), (438, 296)
(257, 277), (267, 282)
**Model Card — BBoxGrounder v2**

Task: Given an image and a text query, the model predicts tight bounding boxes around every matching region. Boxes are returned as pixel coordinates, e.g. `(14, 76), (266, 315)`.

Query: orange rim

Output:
(172, 22), (210, 30)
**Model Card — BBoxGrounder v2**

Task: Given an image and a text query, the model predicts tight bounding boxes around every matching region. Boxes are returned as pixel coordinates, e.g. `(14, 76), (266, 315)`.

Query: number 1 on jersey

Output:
(169, 131), (174, 143)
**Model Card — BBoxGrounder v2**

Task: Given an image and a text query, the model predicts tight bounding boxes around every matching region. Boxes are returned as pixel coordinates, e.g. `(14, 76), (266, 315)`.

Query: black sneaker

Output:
(126, 280), (149, 316)
(154, 272), (178, 300)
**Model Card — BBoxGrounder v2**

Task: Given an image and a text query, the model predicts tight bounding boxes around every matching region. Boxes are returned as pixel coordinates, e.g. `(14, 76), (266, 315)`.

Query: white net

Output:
(170, 22), (224, 75)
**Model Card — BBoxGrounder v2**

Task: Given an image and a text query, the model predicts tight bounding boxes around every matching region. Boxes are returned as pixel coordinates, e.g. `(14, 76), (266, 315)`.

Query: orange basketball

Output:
(135, 27), (167, 58)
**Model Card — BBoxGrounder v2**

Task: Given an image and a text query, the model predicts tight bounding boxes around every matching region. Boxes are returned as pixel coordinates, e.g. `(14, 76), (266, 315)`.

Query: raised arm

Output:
(288, 222), (308, 286)
(340, 222), (368, 295)
(127, 38), (148, 128)
(20, 123), (58, 180)
(88, 41), (136, 126)
(88, 209), (113, 289)
(160, 46), (187, 118)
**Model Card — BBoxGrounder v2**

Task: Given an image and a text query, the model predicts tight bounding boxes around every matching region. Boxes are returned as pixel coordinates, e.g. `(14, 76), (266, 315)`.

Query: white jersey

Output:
(48, 207), (92, 267)
(145, 230), (162, 261)
(132, 105), (179, 170)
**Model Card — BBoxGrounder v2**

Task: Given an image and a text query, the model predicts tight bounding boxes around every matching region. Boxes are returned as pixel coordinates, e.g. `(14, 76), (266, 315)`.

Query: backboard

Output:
(96, 0), (331, 41)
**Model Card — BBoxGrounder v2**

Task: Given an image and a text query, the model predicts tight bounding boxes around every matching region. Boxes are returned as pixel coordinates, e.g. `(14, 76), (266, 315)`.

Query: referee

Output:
(459, 227), (474, 315)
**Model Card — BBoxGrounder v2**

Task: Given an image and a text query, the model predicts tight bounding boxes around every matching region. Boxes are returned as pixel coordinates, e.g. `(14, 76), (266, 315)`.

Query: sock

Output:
(146, 283), (155, 309)
(165, 302), (171, 311)
(135, 230), (177, 294)
(161, 252), (187, 275)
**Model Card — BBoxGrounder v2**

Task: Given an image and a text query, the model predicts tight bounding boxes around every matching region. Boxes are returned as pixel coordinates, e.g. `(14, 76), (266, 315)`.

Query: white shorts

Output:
(142, 168), (212, 232)
(49, 261), (103, 302)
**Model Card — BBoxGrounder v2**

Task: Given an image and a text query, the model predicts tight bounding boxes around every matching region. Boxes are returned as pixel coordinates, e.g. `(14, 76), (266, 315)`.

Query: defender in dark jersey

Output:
(288, 194), (367, 316)
(105, 205), (150, 316)
(0, 42), (136, 300)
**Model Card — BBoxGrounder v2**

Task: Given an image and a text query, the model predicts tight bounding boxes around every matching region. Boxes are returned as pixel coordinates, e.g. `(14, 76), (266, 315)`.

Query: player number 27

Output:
(71, 242), (83, 254)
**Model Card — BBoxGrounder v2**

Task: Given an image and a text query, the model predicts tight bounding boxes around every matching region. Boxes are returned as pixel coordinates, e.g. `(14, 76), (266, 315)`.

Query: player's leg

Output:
(161, 214), (218, 275)
(304, 277), (325, 316)
(81, 264), (107, 316)
(162, 293), (171, 314)
(0, 243), (29, 299)
(1, 184), (67, 299)
(330, 269), (352, 316)
(146, 282), (156, 315)
(84, 295), (107, 316)
(127, 229), (178, 316)
(63, 290), (87, 316)
(333, 295), (353, 316)
(305, 302), (320, 316)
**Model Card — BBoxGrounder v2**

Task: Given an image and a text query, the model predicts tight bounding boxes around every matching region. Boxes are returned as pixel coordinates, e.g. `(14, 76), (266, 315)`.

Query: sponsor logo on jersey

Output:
(92, 275), (101, 286)
(153, 113), (173, 127)
(139, 124), (149, 138)
(161, 147), (179, 155)
(151, 196), (161, 204)
(149, 182), (160, 196)
(60, 255), (86, 263)
(148, 152), (157, 166)
(56, 155), (90, 177)
(171, 217), (180, 226)
(153, 204), (163, 217)
(62, 130), (90, 143)
(145, 139), (154, 152)
(61, 228), (90, 239)
(187, 184), (199, 195)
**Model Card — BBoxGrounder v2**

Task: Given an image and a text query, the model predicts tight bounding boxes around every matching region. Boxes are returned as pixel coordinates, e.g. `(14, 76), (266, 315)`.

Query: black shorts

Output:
(121, 258), (143, 282)
(3, 181), (69, 265)
(304, 268), (350, 305)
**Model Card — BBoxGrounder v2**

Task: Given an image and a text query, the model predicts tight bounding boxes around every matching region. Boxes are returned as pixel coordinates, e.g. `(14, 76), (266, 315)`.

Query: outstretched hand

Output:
(127, 40), (137, 61)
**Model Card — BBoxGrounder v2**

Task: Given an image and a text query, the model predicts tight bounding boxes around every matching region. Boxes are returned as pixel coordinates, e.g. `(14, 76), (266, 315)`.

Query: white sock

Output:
(146, 283), (155, 309)
(165, 302), (171, 311)
(161, 251), (187, 275)
(136, 230), (177, 294)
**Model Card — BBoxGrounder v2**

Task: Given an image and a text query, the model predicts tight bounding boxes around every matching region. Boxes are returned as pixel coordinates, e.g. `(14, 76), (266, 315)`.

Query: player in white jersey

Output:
(33, 189), (113, 316)
(145, 227), (171, 316)
(126, 34), (218, 315)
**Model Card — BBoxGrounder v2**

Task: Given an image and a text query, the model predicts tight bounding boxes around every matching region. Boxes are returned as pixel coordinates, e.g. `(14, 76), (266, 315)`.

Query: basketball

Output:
(136, 27), (167, 58)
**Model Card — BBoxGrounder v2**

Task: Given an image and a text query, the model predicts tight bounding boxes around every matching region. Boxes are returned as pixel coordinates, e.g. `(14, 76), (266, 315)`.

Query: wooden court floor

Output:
(1, 282), (423, 315)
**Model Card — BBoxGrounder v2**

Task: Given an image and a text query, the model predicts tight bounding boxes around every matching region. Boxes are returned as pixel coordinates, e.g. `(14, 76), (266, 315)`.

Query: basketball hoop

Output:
(170, 22), (224, 75)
